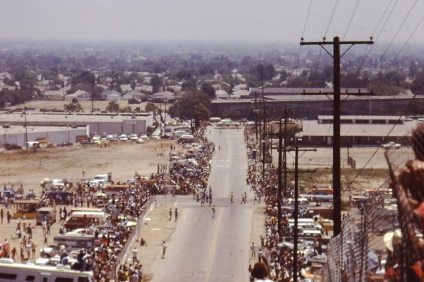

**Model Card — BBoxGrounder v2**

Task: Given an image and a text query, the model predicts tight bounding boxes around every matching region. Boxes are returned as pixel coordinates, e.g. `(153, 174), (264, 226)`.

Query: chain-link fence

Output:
(318, 124), (424, 282)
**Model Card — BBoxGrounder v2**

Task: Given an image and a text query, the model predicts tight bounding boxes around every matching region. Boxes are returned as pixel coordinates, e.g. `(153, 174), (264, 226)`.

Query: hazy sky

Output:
(1, 0), (424, 44)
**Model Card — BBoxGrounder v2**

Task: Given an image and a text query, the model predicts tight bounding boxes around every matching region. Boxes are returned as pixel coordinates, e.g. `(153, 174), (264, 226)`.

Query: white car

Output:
(136, 138), (145, 144)
(129, 134), (138, 140)
(139, 134), (148, 140)
(381, 142), (401, 149)
(119, 134), (128, 141)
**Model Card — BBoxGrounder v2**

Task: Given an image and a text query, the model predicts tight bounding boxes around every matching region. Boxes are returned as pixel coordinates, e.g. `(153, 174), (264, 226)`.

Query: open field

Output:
(0, 140), (175, 194)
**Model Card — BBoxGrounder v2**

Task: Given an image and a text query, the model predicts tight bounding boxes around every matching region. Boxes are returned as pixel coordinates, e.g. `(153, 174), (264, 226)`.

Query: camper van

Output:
(64, 211), (106, 230)
(36, 207), (57, 225)
(0, 258), (94, 282)
(53, 230), (97, 251)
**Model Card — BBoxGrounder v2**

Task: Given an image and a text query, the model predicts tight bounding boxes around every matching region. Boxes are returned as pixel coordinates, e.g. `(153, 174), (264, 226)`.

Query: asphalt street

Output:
(149, 127), (254, 282)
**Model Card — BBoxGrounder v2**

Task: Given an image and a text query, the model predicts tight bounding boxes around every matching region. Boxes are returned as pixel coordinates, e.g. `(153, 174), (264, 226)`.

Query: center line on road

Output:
(205, 208), (222, 282)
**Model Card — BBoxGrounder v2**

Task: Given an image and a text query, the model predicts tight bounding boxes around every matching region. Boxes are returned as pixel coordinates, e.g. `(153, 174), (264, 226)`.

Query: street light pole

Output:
(22, 111), (28, 149)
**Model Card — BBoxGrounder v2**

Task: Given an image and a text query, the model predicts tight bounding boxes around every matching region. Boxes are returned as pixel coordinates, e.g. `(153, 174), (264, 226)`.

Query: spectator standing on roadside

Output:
(161, 241), (167, 259)
(0, 209), (3, 224)
(132, 247), (138, 264)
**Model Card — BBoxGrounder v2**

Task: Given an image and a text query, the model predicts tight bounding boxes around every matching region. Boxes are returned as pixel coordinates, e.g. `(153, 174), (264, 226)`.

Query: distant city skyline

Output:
(1, 0), (424, 46)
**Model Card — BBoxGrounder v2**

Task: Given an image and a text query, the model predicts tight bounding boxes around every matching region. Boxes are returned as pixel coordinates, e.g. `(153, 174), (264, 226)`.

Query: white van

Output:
(209, 117), (221, 123)
(36, 207), (57, 225)
(287, 198), (310, 206)
(300, 229), (323, 237)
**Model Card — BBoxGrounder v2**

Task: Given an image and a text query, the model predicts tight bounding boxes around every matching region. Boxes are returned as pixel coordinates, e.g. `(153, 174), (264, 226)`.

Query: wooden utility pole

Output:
(300, 36), (373, 236)
(283, 146), (316, 282)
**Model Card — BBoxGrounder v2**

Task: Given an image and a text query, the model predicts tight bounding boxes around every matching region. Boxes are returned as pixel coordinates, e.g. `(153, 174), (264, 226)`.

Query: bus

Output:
(0, 258), (94, 282)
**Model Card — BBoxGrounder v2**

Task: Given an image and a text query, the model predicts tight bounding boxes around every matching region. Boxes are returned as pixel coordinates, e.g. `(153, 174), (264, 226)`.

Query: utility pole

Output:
(277, 106), (289, 236)
(283, 145), (316, 282)
(300, 36), (373, 236)
(91, 73), (95, 113)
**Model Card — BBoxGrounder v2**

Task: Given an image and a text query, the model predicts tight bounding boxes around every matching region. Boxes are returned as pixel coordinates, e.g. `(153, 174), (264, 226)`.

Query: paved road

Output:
(150, 127), (254, 281)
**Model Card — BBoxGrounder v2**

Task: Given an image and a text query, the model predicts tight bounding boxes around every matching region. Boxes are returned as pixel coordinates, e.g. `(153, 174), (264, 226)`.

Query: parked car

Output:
(136, 138), (145, 144)
(139, 134), (149, 140)
(118, 134), (128, 141)
(381, 142), (401, 149)
(80, 140), (94, 145)
(107, 134), (118, 141)
(129, 134), (138, 140)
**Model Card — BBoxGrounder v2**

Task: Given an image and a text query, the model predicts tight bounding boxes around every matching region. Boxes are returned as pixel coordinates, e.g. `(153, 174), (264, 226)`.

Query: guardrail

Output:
(113, 198), (155, 279)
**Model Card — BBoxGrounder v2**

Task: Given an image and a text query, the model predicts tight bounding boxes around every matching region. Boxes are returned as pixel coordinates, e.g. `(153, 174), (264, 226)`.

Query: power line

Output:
(342, 0), (361, 40)
(302, 0), (313, 37)
(342, 80), (424, 194)
(376, 0), (419, 68)
(372, 0), (396, 39)
(324, 0), (340, 38)
(374, 0), (399, 42)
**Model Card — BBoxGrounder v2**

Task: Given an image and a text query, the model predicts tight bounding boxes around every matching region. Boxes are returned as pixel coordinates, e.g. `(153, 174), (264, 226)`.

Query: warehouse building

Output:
(296, 115), (417, 146)
(0, 124), (88, 148)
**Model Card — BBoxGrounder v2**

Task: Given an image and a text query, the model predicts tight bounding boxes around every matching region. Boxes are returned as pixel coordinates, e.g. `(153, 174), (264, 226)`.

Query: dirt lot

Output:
(0, 139), (175, 194)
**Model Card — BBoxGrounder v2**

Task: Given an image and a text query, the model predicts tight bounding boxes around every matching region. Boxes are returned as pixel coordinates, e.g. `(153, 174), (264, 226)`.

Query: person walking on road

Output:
(174, 208), (178, 222)
(251, 242), (256, 259)
(212, 205), (216, 218)
(169, 208), (172, 221)
(161, 241), (167, 259)
(231, 192), (234, 204)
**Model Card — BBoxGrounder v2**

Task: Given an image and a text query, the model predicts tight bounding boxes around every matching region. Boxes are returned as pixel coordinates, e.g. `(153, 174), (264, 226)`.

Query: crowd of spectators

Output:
(245, 131), (325, 282)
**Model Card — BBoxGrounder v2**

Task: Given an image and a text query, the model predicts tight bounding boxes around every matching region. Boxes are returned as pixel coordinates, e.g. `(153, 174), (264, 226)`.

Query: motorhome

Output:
(0, 258), (94, 282)
(53, 230), (97, 251)
(64, 211), (106, 230)
(36, 207), (57, 225)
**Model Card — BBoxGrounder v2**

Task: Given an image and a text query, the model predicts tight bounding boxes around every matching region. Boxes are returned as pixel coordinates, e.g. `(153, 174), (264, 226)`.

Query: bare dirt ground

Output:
(0, 140), (174, 194)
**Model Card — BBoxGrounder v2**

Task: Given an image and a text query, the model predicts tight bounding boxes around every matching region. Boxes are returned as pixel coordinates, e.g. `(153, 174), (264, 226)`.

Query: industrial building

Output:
(296, 115), (417, 146)
(0, 124), (88, 148)
(0, 111), (154, 148)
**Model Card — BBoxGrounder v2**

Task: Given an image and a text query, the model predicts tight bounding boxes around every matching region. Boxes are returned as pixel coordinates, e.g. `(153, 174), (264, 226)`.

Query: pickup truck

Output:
(381, 142), (401, 149)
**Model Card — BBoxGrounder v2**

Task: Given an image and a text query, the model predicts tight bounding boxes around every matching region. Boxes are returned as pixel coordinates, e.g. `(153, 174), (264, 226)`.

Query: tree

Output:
(257, 64), (275, 82)
(168, 90), (212, 125)
(145, 102), (158, 115)
(182, 77), (198, 91)
(150, 75), (163, 93)
(411, 71), (424, 95)
(64, 98), (83, 112)
(71, 70), (94, 86)
(201, 83), (216, 99)
(106, 101), (120, 112)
